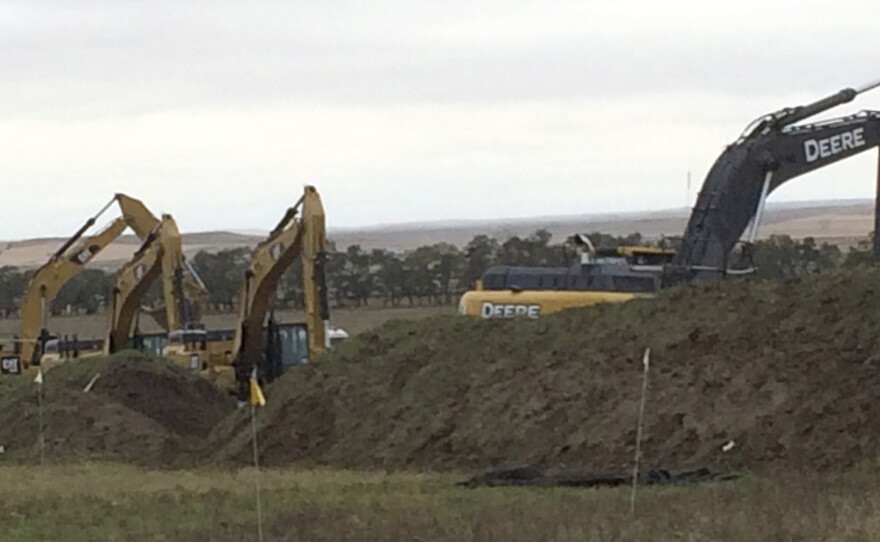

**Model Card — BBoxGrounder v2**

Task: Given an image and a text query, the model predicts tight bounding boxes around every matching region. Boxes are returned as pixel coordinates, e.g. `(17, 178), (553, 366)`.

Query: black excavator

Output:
(668, 78), (880, 283)
(460, 78), (880, 318)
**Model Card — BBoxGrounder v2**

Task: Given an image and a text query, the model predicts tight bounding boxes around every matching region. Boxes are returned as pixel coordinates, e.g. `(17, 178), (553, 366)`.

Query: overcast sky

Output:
(2, 0), (880, 238)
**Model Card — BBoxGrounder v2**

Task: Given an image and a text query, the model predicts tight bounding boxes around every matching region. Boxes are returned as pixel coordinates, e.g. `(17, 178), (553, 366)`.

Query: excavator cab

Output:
(136, 332), (169, 357)
(246, 321), (326, 375)
(256, 319), (310, 383)
(276, 322), (310, 368)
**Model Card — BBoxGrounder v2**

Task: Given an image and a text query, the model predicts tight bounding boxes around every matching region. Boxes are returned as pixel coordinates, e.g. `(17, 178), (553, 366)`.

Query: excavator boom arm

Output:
(672, 92), (880, 281)
(19, 217), (128, 363)
(115, 193), (160, 239)
(301, 187), (328, 357)
(231, 186), (327, 387)
(17, 193), (174, 366)
(106, 235), (164, 353)
(156, 216), (197, 332)
(105, 214), (207, 352)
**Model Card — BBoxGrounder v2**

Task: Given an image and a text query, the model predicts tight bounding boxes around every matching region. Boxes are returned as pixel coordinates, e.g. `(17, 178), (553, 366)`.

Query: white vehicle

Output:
(327, 327), (349, 348)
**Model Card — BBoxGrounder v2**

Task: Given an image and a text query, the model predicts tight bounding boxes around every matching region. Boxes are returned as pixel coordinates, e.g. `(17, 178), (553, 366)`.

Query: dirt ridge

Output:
(211, 267), (880, 474)
(0, 352), (235, 467)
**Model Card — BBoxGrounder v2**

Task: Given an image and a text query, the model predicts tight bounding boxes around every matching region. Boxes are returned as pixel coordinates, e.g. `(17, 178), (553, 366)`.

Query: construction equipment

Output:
(459, 242), (673, 318)
(104, 213), (208, 362)
(669, 79), (880, 282)
(228, 185), (331, 399)
(462, 79), (880, 317)
(100, 185), (338, 394)
(10, 194), (160, 373)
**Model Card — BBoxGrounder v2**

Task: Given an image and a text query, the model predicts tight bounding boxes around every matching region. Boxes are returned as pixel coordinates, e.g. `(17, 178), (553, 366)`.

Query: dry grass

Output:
(2, 463), (880, 541)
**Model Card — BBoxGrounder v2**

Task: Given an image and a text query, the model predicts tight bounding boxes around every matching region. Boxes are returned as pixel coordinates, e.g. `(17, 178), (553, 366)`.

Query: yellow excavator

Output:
(2, 195), (159, 375)
(100, 185), (336, 395)
(227, 185), (330, 399)
(0, 194), (209, 377)
(104, 213), (209, 369)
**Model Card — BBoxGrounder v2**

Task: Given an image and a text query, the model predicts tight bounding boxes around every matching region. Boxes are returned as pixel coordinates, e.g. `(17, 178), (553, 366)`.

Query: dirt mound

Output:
(211, 268), (880, 473)
(0, 352), (235, 466)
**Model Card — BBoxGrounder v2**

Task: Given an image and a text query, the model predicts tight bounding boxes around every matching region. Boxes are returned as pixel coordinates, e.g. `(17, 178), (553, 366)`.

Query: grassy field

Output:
(2, 464), (880, 541)
(0, 304), (455, 341)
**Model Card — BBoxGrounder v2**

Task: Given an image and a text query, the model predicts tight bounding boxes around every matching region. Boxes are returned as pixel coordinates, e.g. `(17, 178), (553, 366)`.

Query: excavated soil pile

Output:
(212, 268), (880, 474)
(0, 375), (25, 397)
(0, 352), (235, 466)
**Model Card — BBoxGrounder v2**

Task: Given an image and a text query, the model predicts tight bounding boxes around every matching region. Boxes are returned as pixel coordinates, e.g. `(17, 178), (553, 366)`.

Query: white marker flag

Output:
(83, 373), (101, 393)
(34, 369), (43, 385)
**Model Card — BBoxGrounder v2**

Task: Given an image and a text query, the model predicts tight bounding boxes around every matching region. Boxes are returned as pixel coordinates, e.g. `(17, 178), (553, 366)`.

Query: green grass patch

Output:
(2, 464), (880, 541)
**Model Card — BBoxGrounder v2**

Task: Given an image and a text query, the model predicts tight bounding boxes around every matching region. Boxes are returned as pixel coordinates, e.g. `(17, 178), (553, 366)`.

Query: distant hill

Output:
(329, 199), (875, 251)
(0, 231), (263, 270)
(1, 200), (873, 269)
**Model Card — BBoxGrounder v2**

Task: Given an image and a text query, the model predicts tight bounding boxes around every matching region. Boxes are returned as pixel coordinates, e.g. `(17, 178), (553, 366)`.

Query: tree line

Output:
(0, 230), (873, 318)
